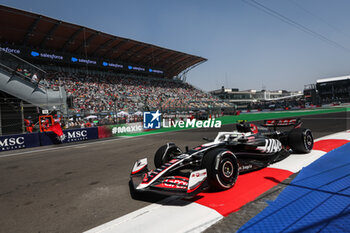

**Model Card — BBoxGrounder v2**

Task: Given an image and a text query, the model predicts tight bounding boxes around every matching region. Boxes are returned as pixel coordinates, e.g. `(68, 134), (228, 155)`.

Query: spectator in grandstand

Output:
(31, 72), (39, 83)
(23, 69), (31, 78)
(43, 71), (229, 119)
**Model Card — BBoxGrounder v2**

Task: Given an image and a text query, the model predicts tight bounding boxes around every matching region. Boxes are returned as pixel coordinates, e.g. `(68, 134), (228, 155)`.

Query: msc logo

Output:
(0, 136), (25, 151)
(143, 110), (161, 129)
(65, 130), (88, 142)
(0, 137), (24, 147)
(67, 130), (87, 138)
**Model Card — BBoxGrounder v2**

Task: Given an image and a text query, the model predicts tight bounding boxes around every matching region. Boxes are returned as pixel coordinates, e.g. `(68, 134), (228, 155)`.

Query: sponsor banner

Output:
(71, 57), (97, 65)
(99, 123), (144, 137)
(111, 122), (143, 136)
(0, 46), (21, 54)
(0, 133), (40, 152)
(1, 45), (163, 75)
(162, 113), (192, 119)
(98, 126), (113, 139)
(39, 127), (98, 145)
(143, 111), (161, 129)
(162, 118), (221, 129)
(143, 110), (221, 130)
(31, 50), (63, 60)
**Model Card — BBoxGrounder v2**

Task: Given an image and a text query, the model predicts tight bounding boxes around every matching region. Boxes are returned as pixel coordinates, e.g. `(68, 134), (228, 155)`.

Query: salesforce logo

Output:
(31, 51), (63, 60)
(148, 68), (163, 74)
(71, 57), (78, 62)
(31, 51), (39, 57)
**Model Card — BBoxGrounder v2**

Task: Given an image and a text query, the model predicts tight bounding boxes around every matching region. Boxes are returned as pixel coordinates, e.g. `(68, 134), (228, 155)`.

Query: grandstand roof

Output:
(317, 75), (350, 83)
(0, 5), (206, 77)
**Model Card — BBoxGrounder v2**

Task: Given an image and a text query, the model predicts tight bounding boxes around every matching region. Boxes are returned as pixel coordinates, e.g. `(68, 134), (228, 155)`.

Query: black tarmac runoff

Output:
(0, 111), (349, 233)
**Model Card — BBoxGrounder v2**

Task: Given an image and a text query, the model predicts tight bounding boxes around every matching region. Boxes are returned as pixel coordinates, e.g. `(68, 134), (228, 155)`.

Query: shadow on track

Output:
(128, 180), (168, 203)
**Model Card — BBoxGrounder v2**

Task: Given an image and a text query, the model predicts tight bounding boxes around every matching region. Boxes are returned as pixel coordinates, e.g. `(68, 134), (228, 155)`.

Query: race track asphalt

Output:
(0, 111), (349, 233)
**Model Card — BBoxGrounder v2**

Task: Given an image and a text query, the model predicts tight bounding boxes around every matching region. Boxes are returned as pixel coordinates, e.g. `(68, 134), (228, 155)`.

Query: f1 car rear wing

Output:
(262, 118), (302, 129)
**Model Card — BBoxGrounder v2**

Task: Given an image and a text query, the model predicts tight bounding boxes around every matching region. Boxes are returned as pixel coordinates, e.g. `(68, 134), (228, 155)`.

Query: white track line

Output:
(84, 197), (222, 233)
(315, 131), (350, 141)
(270, 131), (350, 173)
(269, 150), (326, 173)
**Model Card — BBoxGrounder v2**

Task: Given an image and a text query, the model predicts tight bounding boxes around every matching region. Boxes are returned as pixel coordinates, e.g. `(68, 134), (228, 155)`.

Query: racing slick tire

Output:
(288, 128), (314, 153)
(202, 148), (239, 190)
(154, 143), (182, 168)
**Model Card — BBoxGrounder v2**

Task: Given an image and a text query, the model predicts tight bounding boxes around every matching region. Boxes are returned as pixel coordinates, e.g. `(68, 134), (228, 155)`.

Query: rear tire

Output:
(154, 143), (181, 168)
(288, 128), (314, 153)
(202, 148), (239, 190)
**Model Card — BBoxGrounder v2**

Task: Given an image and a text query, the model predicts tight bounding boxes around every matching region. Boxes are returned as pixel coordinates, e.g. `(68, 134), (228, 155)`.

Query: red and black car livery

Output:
(130, 118), (313, 197)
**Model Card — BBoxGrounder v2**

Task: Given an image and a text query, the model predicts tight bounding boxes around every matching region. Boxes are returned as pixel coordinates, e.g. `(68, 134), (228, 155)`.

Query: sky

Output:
(2, 0), (350, 92)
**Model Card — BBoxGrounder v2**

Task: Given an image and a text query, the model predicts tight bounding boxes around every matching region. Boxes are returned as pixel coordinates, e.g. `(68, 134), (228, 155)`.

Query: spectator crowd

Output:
(44, 72), (230, 115)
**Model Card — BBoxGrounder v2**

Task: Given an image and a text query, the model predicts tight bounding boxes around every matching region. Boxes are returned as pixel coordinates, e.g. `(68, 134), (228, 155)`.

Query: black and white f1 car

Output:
(130, 118), (314, 197)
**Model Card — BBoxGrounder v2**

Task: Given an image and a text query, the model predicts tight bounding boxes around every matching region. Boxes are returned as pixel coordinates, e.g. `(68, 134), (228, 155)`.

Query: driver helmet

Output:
(236, 122), (258, 134)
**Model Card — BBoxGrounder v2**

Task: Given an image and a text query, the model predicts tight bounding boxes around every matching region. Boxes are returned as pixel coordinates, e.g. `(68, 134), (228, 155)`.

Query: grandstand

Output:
(0, 5), (231, 135)
(316, 75), (350, 104)
(44, 71), (222, 114)
(210, 86), (303, 110)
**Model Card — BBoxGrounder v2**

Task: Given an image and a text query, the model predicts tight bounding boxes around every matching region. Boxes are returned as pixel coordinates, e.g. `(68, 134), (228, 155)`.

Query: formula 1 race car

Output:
(130, 118), (314, 197)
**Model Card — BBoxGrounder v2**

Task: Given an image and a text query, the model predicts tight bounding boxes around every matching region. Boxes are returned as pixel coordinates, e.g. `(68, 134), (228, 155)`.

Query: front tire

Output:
(202, 148), (239, 190)
(288, 128), (314, 153)
(154, 143), (182, 168)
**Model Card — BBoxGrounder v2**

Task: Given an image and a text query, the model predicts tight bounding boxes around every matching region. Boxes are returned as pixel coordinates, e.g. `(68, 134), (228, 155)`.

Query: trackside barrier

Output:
(0, 127), (99, 152)
(98, 123), (143, 138)
(39, 127), (99, 146)
(0, 133), (40, 152)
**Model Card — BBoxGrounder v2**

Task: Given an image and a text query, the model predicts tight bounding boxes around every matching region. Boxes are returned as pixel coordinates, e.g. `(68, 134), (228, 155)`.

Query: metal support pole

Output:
(0, 103), (2, 136)
(21, 100), (25, 133)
